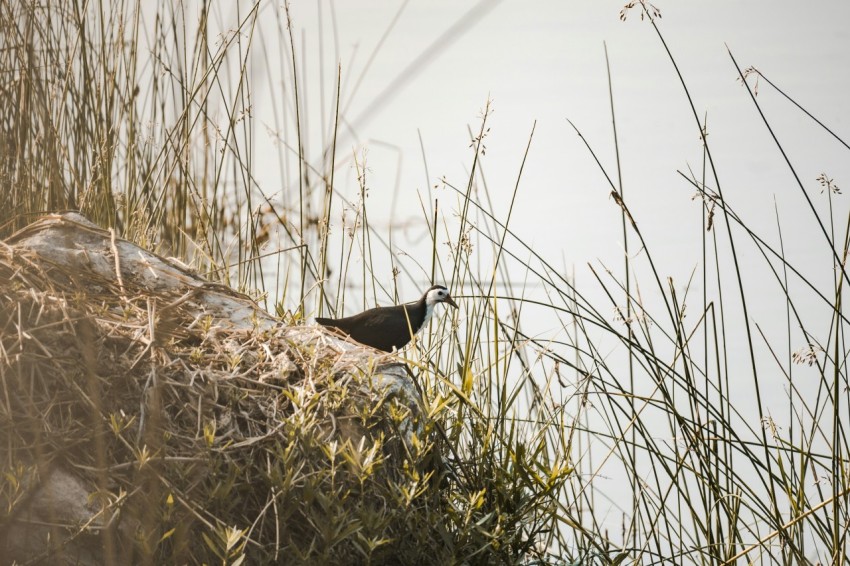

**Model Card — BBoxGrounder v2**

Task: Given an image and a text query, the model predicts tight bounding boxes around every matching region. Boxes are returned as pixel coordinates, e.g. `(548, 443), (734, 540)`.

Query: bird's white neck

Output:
(419, 301), (436, 332)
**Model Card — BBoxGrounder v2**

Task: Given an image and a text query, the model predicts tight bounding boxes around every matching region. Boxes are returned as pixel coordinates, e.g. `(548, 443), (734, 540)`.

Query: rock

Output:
(2, 466), (133, 566)
(0, 213), (432, 565)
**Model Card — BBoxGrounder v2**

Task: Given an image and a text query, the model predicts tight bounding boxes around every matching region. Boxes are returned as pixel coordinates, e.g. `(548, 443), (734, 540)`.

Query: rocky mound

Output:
(0, 213), (442, 565)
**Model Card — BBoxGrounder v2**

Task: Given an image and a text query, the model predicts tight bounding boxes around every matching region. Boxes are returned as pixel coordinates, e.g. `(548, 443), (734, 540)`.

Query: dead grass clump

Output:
(0, 217), (446, 565)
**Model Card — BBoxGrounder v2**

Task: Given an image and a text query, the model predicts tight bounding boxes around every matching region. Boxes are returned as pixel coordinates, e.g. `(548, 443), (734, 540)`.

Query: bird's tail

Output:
(314, 317), (334, 326)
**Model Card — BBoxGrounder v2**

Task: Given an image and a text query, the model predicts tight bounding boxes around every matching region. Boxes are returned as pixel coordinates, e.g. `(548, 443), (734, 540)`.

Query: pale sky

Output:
(268, 0), (849, 276)
(243, 1), (850, 342)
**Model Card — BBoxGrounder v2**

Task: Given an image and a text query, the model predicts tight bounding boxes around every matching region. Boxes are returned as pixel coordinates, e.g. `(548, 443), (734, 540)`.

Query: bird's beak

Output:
(444, 294), (459, 309)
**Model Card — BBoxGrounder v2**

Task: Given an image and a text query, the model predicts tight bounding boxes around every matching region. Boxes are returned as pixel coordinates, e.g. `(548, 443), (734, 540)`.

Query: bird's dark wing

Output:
(315, 305), (419, 352)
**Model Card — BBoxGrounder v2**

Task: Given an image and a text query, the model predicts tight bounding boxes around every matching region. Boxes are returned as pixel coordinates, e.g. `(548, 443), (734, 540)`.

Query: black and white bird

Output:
(315, 285), (458, 352)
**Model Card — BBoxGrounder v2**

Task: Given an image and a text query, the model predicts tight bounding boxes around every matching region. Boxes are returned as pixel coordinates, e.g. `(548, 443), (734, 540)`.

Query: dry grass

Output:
(0, 216), (504, 564)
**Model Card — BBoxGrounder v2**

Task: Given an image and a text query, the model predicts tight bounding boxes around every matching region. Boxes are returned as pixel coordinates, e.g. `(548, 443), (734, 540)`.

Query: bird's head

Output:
(424, 285), (458, 309)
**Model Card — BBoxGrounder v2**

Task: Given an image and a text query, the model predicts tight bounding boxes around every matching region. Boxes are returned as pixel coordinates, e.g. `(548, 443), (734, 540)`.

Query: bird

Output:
(315, 284), (458, 352)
